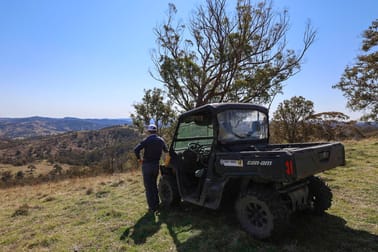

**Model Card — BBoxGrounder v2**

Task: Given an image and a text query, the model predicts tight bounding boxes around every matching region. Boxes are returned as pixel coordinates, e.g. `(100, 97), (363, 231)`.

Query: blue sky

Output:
(0, 0), (377, 120)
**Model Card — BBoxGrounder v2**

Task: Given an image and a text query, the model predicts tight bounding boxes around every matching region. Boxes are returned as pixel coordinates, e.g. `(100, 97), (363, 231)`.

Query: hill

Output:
(0, 125), (140, 170)
(0, 138), (377, 251)
(0, 117), (132, 139)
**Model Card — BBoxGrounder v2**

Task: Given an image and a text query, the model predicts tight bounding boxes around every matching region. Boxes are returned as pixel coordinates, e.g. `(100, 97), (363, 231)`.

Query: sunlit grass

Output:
(0, 160), (72, 176)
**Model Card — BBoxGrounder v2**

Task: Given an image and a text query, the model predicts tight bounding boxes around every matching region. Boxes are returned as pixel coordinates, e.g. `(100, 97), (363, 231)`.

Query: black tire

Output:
(158, 175), (180, 207)
(308, 176), (333, 215)
(235, 186), (289, 239)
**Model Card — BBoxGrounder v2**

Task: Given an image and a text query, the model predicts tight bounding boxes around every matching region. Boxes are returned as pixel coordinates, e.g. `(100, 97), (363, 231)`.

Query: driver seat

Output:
(182, 149), (198, 173)
(181, 149), (200, 192)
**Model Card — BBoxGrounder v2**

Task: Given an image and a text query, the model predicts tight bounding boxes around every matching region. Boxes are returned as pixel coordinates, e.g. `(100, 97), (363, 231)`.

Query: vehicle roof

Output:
(179, 103), (269, 119)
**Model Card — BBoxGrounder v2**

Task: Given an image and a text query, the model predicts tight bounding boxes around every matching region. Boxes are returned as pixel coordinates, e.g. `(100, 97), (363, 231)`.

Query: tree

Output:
(333, 19), (378, 121)
(309, 112), (350, 141)
(15, 171), (25, 180)
(271, 96), (314, 143)
(131, 88), (177, 135)
(1, 171), (12, 183)
(152, 0), (316, 111)
(27, 164), (36, 175)
(53, 164), (63, 175)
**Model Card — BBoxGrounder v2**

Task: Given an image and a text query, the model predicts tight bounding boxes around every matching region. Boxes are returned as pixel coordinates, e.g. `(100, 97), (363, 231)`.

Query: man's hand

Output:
(138, 159), (143, 165)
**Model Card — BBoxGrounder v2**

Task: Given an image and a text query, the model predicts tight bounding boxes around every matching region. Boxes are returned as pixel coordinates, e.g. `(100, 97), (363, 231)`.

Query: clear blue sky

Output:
(0, 0), (377, 120)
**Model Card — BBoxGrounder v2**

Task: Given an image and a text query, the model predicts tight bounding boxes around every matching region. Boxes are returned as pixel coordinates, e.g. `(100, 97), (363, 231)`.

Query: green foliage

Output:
(131, 88), (177, 135)
(152, 0), (316, 110)
(271, 98), (361, 142)
(15, 171), (24, 180)
(333, 19), (378, 121)
(271, 96), (315, 142)
(308, 112), (352, 141)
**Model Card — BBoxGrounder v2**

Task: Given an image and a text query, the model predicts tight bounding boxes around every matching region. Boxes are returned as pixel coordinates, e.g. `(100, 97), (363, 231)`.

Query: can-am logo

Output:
(247, 160), (272, 166)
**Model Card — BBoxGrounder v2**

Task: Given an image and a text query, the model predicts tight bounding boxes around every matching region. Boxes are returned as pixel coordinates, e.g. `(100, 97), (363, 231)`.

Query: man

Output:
(134, 124), (168, 213)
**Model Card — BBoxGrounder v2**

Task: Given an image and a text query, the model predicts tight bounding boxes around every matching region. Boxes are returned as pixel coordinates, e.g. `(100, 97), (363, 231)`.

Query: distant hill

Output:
(0, 117), (132, 139)
(0, 125), (140, 169)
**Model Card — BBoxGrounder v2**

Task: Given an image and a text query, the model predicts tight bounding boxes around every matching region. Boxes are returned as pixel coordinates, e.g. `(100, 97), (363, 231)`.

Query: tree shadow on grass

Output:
(120, 205), (378, 252)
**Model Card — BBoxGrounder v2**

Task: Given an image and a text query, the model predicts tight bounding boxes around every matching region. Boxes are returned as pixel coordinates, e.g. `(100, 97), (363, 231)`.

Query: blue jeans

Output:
(142, 161), (160, 211)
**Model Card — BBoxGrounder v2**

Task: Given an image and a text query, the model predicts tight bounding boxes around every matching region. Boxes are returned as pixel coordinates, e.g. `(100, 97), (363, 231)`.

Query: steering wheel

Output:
(188, 142), (203, 153)
(188, 143), (209, 166)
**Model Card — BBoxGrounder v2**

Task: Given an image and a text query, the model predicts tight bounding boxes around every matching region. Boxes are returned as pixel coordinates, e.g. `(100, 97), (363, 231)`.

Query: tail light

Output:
(285, 160), (294, 176)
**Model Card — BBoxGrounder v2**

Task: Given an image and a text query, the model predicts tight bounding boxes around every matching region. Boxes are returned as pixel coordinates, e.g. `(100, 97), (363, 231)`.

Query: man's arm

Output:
(160, 137), (168, 153)
(134, 140), (145, 160)
(163, 142), (168, 153)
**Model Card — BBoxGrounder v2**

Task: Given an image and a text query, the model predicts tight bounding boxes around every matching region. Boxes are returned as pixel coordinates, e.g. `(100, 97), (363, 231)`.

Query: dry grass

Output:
(0, 139), (377, 251)
(0, 160), (71, 176)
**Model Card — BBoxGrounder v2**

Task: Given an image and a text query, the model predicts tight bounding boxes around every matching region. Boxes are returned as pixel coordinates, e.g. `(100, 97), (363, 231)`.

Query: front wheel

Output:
(158, 175), (180, 208)
(235, 187), (289, 239)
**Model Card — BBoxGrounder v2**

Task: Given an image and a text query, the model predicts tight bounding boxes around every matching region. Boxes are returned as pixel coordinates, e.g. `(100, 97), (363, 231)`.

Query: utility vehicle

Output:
(158, 103), (345, 239)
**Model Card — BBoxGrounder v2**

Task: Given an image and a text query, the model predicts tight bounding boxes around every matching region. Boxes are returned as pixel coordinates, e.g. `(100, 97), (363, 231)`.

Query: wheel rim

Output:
(236, 192), (288, 239)
(246, 202), (268, 228)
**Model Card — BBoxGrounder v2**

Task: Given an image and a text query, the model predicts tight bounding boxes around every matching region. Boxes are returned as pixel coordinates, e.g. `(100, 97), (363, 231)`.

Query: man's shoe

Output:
(148, 208), (160, 216)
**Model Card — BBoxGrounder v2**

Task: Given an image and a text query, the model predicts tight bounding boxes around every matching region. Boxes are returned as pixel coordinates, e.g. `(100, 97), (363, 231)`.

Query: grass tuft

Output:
(11, 204), (30, 217)
(85, 187), (93, 195)
(42, 196), (56, 202)
(111, 179), (125, 187)
(95, 190), (110, 198)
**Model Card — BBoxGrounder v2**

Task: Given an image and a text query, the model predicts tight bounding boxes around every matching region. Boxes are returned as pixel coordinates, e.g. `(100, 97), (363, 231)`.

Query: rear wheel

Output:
(158, 175), (180, 208)
(308, 176), (332, 214)
(235, 186), (289, 239)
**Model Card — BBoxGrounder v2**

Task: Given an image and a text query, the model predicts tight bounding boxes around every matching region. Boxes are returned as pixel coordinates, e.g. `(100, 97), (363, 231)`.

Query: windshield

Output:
(217, 109), (268, 142)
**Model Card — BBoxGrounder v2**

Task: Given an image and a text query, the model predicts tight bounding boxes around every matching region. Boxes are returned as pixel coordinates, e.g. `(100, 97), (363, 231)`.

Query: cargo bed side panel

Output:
(293, 142), (345, 179)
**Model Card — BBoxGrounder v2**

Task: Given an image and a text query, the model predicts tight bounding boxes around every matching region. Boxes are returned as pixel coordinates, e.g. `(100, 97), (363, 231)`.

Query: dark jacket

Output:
(134, 134), (168, 163)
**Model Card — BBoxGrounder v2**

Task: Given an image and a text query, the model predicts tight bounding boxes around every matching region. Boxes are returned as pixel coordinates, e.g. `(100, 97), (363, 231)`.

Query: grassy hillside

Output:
(0, 138), (377, 251)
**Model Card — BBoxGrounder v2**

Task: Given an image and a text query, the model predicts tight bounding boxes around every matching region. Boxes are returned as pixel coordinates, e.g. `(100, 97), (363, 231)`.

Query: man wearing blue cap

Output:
(134, 124), (168, 213)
